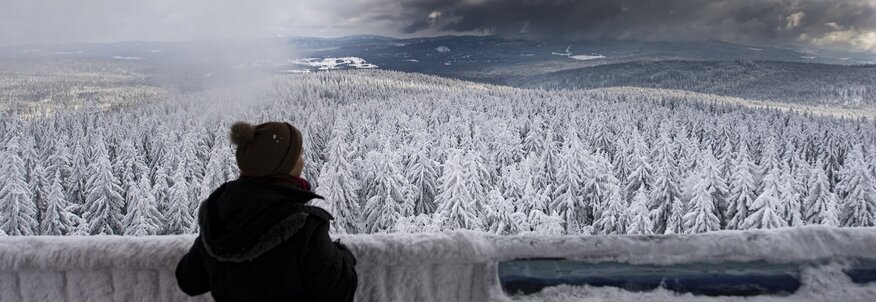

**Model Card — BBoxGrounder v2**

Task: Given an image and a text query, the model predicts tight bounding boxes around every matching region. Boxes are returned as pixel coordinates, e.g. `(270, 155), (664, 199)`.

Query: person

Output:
(175, 121), (358, 302)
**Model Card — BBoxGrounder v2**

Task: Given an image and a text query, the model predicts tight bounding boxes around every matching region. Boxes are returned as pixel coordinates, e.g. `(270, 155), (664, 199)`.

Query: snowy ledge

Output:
(342, 226), (876, 267)
(0, 226), (875, 301)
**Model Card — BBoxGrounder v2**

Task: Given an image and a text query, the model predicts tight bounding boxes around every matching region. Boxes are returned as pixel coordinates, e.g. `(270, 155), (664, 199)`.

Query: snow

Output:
(570, 54), (606, 60)
(290, 57), (378, 71)
(0, 226), (874, 301)
(552, 46), (573, 57)
(509, 263), (876, 302)
(549, 45), (605, 60)
(112, 56), (144, 60)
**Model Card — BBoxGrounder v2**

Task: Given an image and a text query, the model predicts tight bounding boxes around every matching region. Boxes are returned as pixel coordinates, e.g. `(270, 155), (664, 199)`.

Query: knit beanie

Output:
(229, 121), (303, 177)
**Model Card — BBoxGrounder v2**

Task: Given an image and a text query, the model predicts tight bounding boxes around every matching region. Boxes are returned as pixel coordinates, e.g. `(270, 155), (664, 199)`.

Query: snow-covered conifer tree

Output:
(40, 171), (72, 235)
(624, 132), (653, 198)
(164, 163), (193, 234)
(123, 174), (163, 236)
(836, 145), (876, 227)
(627, 188), (654, 235)
(315, 127), (362, 233)
(778, 164), (804, 226)
(804, 161), (839, 226)
(0, 139), (39, 236)
(743, 170), (788, 230)
(362, 154), (411, 233)
(726, 144), (757, 229)
(82, 133), (125, 235)
(527, 210), (564, 235)
(683, 180), (721, 233)
(406, 138), (438, 214)
(486, 189), (520, 235)
(199, 141), (229, 202)
(46, 135), (73, 187)
(594, 189), (626, 235)
(551, 144), (587, 234)
(583, 152), (620, 225)
(434, 150), (483, 231)
(649, 165), (683, 234)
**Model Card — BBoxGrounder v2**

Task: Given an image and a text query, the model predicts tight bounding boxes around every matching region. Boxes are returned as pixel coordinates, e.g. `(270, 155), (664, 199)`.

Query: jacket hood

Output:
(197, 177), (328, 262)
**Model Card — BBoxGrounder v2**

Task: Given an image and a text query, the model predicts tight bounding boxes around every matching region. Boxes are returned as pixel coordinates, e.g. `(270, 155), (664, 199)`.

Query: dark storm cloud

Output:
(393, 0), (876, 52)
(0, 0), (873, 53)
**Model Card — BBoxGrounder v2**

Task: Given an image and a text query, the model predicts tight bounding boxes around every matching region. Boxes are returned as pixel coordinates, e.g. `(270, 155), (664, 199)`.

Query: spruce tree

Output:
(199, 142), (228, 202)
(82, 133), (125, 235)
(486, 189), (520, 235)
(683, 180), (721, 233)
(434, 151), (483, 231)
(41, 171), (72, 235)
(627, 188), (654, 235)
(778, 164), (804, 226)
(362, 154), (411, 233)
(528, 210), (564, 235)
(164, 162), (193, 234)
(123, 174), (164, 236)
(836, 145), (876, 227)
(594, 189), (626, 235)
(726, 144), (757, 229)
(583, 152), (620, 226)
(315, 129), (362, 234)
(551, 145), (587, 234)
(46, 135), (73, 188)
(743, 171), (788, 230)
(804, 162), (839, 226)
(649, 166), (683, 234)
(0, 139), (39, 236)
(406, 143), (438, 215)
(624, 132), (653, 198)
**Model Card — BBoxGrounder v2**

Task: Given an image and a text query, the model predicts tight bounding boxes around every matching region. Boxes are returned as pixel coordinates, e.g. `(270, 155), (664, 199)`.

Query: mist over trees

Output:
(1, 70), (875, 236)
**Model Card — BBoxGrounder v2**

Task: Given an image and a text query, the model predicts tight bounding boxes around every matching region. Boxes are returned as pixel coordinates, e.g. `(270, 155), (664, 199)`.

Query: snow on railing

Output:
(1, 226), (875, 302)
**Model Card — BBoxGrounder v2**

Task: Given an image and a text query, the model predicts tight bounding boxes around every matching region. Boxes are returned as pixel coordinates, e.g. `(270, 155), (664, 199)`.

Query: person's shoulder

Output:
(302, 205), (335, 222)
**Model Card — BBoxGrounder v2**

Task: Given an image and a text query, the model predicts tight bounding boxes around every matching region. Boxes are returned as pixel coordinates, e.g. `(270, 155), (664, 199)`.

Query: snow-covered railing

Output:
(1, 226), (875, 302)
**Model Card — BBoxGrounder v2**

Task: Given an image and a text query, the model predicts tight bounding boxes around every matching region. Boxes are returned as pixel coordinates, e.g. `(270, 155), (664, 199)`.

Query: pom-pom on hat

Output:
(229, 121), (303, 177)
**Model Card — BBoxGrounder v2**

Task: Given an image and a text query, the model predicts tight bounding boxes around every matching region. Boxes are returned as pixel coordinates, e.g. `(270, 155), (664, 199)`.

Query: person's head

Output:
(229, 121), (304, 177)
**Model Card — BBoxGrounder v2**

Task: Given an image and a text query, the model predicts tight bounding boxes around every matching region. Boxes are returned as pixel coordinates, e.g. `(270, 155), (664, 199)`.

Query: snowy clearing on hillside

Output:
(289, 57), (378, 71)
(111, 56), (144, 60)
(570, 54), (606, 60)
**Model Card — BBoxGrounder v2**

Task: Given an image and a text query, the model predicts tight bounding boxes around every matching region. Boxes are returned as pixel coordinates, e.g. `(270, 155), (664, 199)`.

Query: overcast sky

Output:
(1, 0), (874, 53)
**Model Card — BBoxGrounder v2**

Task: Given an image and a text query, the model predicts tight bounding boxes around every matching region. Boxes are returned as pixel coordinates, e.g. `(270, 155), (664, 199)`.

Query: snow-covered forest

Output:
(1, 70), (875, 236)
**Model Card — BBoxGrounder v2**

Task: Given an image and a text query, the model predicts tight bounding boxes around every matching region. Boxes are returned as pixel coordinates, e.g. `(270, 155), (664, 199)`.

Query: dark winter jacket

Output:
(175, 175), (358, 302)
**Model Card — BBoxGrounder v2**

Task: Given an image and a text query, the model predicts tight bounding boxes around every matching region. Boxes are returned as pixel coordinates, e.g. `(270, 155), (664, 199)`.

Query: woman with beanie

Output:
(175, 121), (358, 302)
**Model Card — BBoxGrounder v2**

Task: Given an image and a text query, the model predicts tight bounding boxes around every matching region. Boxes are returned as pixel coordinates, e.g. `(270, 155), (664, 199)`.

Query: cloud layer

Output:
(394, 0), (876, 53)
(1, 0), (874, 53)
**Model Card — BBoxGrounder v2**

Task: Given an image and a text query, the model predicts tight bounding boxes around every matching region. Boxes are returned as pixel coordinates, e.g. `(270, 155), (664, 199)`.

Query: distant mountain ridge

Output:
(1, 35), (873, 108)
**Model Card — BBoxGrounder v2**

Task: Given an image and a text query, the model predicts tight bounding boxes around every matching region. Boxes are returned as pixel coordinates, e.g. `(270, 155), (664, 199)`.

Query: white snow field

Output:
(570, 54), (606, 60)
(290, 57), (378, 71)
(1, 226), (875, 301)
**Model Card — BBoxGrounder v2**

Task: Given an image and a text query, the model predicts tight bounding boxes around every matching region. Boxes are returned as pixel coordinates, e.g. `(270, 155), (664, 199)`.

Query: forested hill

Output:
(508, 60), (876, 107)
(2, 70), (875, 237)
